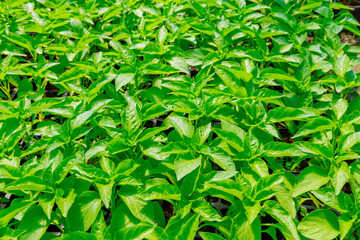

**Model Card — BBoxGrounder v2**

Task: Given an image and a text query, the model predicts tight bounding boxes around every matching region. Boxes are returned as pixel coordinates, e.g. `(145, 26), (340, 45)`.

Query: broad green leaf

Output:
(311, 188), (342, 211)
(293, 166), (329, 197)
(167, 114), (194, 139)
(166, 213), (200, 240)
(56, 188), (77, 217)
(261, 68), (298, 82)
(191, 200), (222, 221)
(263, 142), (305, 157)
(294, 142), (333, 159)
(203, 146), (236, 171)
(66, 191), (102, 232)
(92, 212), (109, 240)
(339, 213), (356, 240)
(143, 64), (179, 74)
(115, 224), (155, 240)
(331, 162), (349, 195)
(3, 176), (53, 193)
(18, 205), (50, 240)
(110, 41), (136, 65)
(193, 123), (211, 145)
(212, 128), (243, 152)
(230, 214), (261, 240)
(293, 117), (334, 138)
(331, 98), (348, 120)
(275, 189), (296, 219)
(143, 184), (181, 201)
(55, 67), (86, 84)
(175, 154), (202, 180)
(254, 174), (282, 201)
(95, 181), (114, 208)
(267, 107), (318, 123)
(116, 73), (135, 91)
(169, 57), (190, 74)
(338, 132), (360, 154)
(214, 65), (245, 96)
(263, 201), (300, 240)
(334, 55), (350, 78)
(119, 193), (154, 224)
(0, 201), (34, 227)
(298, 209), (340, 240)
(157, 25), (168, 46)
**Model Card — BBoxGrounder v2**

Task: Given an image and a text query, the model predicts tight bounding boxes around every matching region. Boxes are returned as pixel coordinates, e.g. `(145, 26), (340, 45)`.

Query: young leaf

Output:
(293, 166), (329, 197)
(167, 113), (194, 139)
(66, 191), (102, 232)
(18, 205), (50, 240)
(298, 209), (340, 240)
(175, 154), (202, 180)
(334, 55), (350, 78)
(293, 117), (334, 138)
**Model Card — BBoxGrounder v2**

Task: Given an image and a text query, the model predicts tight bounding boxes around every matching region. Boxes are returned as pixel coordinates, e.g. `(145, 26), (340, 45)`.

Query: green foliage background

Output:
(1, 0), (360, 239)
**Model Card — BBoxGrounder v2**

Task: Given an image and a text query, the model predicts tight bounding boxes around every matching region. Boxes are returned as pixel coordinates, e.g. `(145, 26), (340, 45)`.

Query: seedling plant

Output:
(1, 0), (360, 239)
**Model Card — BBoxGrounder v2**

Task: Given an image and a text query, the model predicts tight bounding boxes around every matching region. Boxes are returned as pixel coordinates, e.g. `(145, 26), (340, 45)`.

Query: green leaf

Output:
(3, 35), (34, 53)
(143, 183), (181, 201)
(263, 201), (300, 240)
(339, 213), (356, 240)
(175, 153), (202, 180)
(298, 209), (340, 240)
(293, 117), (334, 138)
(169, 57), (190, 74)
(264, 142), (305, 157)
(334, 55), (350, 78)
(59, 232), (98, 240)
(34, 121), (62, 137)
(110, 41), (136, 66)
(254, 174), (283, 201)
(261, 68), (299, 82)
(293, 166), (329, 197)
(294, 142), (333, 159)
(157, 25), (168, 46)
(230, 214), (261, 240)
(55, 67), (87, 84)
(56, 188), (77, 217)
(119, 193), (154, 224)
(0, 201), (34, 227)
(331, 162), (349, 195)
(18, 205), (50, 240)
(92, 212), (109, 239)
(267, 107), (318, 123)
(212, 128), (244, 152)
(167, 113), (194, 139)
(115, 72), (135, 91)
(214, 65), (245, 96)
(203, 146), (236, 171)
(310, 188), (342, 211)
(191, 200), (222, 221)
(331, 98), (348, 120)
(66, 191), (102, 232)
(193, 123), (211, 146)
(143, 64), (179, 74)
(199, 232), (226, 240)
(3, 176), (53, 193)
(338, 132), (360, 154)
(95, 181), (114, 208)
(114, 224), (156, 240)
(166, 213), (200, 240)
